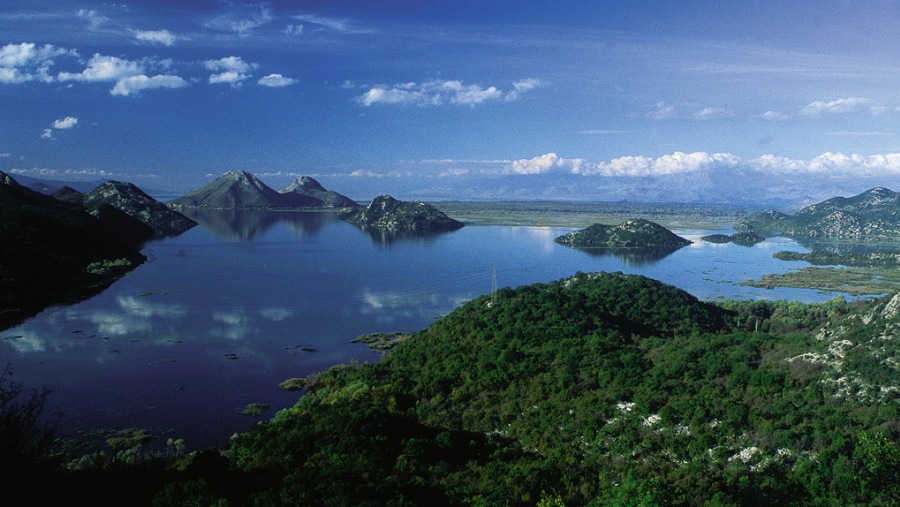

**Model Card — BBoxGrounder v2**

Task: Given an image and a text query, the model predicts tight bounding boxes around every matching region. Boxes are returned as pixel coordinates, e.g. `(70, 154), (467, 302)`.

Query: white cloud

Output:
(42, 116), (79, 139)
(579, 151), (741, 177)
(759, 110), (791, 121)
(0, 42), (76, 83)
(205, 56), (256, 86)
(284, 24), (304, 36)
(110, 74), (188, 96)
(258, 73), (297, 87)
(358, 79), (533, 107)
(77, 9), (108, 30)
(133, 29), (177, 46)
(693, 107), (735, 120)
(205, 3), (273, 37)
(505, 78), (541, 101)
(292, 14), (370, 34)
(52, 116), (78, 129)
(801, 97), (871, 116)
(509, 153), (586, 175)
(645, 101), (676, 120)
(58, 54), (143, 82)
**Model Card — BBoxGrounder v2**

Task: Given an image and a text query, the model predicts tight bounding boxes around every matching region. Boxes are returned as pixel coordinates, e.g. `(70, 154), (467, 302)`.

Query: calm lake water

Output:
(1, 211), (844, 449)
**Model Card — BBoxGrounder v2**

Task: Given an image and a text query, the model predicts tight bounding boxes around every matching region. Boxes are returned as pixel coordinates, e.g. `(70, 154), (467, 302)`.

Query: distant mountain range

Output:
(168, 171), (359, 210)
(738, 187), (900, 241)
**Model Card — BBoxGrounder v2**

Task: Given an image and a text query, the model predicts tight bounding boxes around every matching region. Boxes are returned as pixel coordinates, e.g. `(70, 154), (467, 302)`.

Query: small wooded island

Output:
(554, 218), (691, 249)
(340, 195), (465, 232)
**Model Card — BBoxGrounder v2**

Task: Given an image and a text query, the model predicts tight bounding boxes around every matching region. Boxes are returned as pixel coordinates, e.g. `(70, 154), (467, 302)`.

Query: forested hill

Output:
(220, 272), (899, 506)
(11, 272), (900, 505)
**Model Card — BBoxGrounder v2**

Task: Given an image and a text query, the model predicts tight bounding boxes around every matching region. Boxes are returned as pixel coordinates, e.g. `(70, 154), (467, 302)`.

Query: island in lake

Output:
(340, 195), (465, 232)
(555, 218), (692, 249)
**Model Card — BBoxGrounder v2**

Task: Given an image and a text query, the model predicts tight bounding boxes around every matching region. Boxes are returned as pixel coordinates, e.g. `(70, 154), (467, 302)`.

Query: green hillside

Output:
(6, 272), (899, 505)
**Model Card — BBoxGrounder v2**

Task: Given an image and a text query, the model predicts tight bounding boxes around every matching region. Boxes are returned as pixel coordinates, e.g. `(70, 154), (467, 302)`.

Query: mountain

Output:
(340, 195), (464, 232)
(738, 187), (900, 240)
(169, 171), (356, 210)
(168, 171), (287, 209)
(0, 172), (146, 329)
(555, 218), (692, 249)
(281, 176), (359, 209)
(82, 181), (197, 238)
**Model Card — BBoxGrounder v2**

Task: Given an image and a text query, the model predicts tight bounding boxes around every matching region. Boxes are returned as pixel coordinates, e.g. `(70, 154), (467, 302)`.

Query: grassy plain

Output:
(437, 200), (754, 228)
(745, 266), (900, 295)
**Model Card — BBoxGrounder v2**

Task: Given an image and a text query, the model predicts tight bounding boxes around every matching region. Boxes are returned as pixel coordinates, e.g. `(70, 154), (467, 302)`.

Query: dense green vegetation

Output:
(7, 271), (899, 505)
(701, 232), (765, 247)
(555, 219), (691, 249)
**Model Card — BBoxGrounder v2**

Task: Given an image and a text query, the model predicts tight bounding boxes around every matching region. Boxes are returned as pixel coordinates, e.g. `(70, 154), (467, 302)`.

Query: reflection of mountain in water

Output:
(354, 225), (457, 246)
(570, 245), (682, 265)
(181, 209), (334, 242)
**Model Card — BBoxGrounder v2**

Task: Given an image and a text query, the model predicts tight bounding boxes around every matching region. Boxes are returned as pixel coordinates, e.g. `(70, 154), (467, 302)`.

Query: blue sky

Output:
(4, 1), (900, 204)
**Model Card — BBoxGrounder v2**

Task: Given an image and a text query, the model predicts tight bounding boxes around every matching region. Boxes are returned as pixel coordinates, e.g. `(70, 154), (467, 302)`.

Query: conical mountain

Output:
(281, 176), (359, 208)
(168, 171), (288, 209)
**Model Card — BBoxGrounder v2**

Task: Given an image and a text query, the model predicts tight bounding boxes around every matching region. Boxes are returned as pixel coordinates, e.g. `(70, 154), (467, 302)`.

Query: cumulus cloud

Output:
(258, 73), (297, 87)
(358, 78), (536, 107)
(577, 151), (741, 177)
(505, 78), (541, 101)
(42, 116), (79, 139)
(52, 116), (78, 129)
(509, 153), (586, 175)
(57, 54), (143, 82)
(133, 29), (177, 46)
(206, 56), (256, 86)
(0, 42), (76, 83)
(110, 74), (188, 96)
(801, 97), (871, 116)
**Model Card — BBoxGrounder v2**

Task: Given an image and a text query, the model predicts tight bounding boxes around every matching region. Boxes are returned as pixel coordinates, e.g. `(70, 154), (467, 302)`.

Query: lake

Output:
(0, 210), (844, 449)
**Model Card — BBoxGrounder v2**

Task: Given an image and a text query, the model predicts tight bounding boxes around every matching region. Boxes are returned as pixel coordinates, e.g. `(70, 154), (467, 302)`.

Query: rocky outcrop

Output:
(739, 187), (900, 241)
(555, 218), (691, 249)
(340, 195), (464, 232)
(82, 181), (196, 238)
